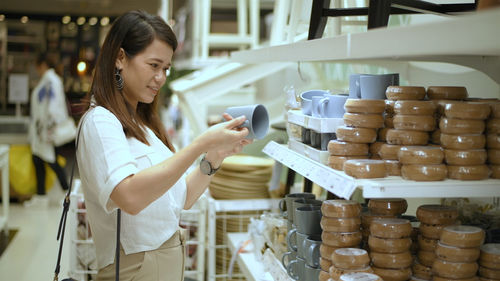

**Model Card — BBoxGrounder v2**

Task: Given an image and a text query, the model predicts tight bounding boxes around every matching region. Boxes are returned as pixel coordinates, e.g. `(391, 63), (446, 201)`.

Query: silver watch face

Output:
(200, 158), (212, 175)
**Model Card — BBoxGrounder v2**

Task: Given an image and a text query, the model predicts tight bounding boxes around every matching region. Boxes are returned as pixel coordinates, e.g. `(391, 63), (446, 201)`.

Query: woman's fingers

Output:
(224, 115), (246, 130)
(233, 127), (249, 138)
(222, 113), (232, 121)
(241, 139), (253, 145)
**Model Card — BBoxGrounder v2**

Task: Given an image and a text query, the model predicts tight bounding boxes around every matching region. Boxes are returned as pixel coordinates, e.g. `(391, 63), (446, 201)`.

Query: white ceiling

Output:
(0, 0), (160, 17)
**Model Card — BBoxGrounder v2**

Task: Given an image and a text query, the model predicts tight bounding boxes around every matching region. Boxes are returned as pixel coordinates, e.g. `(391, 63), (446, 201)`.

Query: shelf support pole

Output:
(367, 0), (392, 29)
(284, 168), (296, 195)
(308, 0), (331, 40)
(303, 178), (313, 193)
(326, 192), (338, 200)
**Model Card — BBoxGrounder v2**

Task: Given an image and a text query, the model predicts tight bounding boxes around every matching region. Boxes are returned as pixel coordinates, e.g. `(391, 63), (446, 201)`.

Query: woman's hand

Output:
(199, 113), (253, 167)
(197, 114), (248, 148)
(184, 114), (254, 209)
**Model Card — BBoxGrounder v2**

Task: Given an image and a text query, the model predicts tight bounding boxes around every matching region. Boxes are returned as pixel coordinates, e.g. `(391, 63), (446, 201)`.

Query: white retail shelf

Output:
(227, 232), (273, 281)
(287, 110), (344, 133)
(263, 141), (500, 199)
(72, 239), (94, 244)
(212, 198), (281, 212)
(227, 233), (293, 281)
(361, 177), (500, 198)
(288, 139), (329, 165)
(264, 141), (357, 199)
(231, 8), (500, 83)
(262, 248), (295, 281)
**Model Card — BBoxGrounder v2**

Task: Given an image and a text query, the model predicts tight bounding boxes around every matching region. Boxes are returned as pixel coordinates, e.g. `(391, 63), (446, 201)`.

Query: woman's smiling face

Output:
(116, 38), (173, 109)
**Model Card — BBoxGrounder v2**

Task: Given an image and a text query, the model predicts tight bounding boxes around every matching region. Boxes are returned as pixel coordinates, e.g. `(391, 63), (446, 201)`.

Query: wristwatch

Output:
(200, 155), (219, 176)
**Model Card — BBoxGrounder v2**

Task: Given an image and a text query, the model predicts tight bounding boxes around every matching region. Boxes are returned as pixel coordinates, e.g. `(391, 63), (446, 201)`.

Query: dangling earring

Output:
(115, 68), (124, 91)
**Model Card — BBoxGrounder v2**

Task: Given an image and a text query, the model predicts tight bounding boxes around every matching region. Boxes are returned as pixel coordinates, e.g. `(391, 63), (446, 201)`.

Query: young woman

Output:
(77, 10), (251, 280)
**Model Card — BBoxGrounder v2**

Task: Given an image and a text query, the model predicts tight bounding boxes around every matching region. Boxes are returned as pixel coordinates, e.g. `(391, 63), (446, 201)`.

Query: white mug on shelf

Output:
(311, 96), (324, 118)
(359, 73), (399, 100)
(319, 94), (348, 118)
(300, 89), (329, 116)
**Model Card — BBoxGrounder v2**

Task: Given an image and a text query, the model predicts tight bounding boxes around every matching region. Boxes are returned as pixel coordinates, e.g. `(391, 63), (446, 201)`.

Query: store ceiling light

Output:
(77, 17), (86, 26)
(20, 16), (29, 24)
(62, 15), (71, 24)
(0, 15), (5, 22)
(100, 17), (109, 26)
(77, 61), (87, 75)
(89, 17), (98, 26)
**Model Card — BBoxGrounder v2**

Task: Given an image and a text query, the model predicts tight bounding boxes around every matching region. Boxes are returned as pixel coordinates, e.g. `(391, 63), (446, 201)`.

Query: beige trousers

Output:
(97, 231), (185, 281)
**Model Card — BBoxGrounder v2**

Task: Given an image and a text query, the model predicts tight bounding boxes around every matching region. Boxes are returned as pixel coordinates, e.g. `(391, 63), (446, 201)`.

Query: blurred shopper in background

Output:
(26, 53), (71, 208)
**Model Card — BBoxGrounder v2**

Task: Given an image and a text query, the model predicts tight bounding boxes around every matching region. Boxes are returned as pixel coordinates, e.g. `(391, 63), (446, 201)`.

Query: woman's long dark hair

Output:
(85, 10), (177, 151)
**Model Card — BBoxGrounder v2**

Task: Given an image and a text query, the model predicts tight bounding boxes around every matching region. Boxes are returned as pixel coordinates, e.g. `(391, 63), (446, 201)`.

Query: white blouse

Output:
(76, 105), (187, 269)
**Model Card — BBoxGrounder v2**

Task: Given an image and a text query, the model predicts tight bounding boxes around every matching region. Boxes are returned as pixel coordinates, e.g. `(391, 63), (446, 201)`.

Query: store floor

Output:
(0, 202), (71, 280)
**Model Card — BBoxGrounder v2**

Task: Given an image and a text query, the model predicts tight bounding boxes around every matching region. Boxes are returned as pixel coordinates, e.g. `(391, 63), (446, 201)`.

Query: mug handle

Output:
(286, 229), (298, 252)
(281, 251), (292, 268)
(307, 243), (321, 268)
(356, 80), (361, 98)
(319, 97), (329, 118)
(287, 259), (300, 280)
(279, 199), (286, 212)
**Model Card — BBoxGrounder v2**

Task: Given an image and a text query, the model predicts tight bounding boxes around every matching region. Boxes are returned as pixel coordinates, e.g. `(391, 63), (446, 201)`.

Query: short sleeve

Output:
(78, 107), (139, 213)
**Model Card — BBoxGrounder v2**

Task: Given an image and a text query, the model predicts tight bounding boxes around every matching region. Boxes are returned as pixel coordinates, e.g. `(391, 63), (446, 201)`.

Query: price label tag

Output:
(313, 168), (324, 182)
(262, 142), (274, 155)
(340, 180), (357, 199)
(263, 141), (359, 200)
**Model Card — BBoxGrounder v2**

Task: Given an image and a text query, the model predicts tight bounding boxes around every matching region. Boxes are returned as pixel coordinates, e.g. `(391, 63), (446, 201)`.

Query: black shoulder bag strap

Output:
(54, 112), (121, 281)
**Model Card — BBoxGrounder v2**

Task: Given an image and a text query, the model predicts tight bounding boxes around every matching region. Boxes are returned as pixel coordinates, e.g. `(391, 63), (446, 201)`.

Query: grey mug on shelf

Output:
(294, 206), (322, 235)
(304, 264), (321, 281)
(295, 231), (309, 259)
(282, 251), (297, 269)
(303, 234), (322, 268)
(359, 73), (399, 100)
(286, 228), (299, 252)
(279, 193), (316, 221)
(300, 89), (329, 116)
(291, 198), (322, 225)
(319, 94), (348, 118)
(287, 257), (306, 280)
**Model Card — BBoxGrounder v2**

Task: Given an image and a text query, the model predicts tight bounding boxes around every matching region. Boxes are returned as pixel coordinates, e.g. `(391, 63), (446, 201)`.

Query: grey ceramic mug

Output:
(225, 104), (269, 139)
(287, 228), (298, 252)
(349, 74), (363, 99)
(279, 193), (316, 221)
(319, 94), (349, 118)
(291, 198), (323, 225)
(303, 234), (322, 268)
(295, 231), (309, 259)
(295, 206), (322, 235)
(282, 251), (297, 269)
(304, 264), (321, 281)
(359, 73), (399, 100)
(300, 90), (329, 116)
(287, 257), (306, 280)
